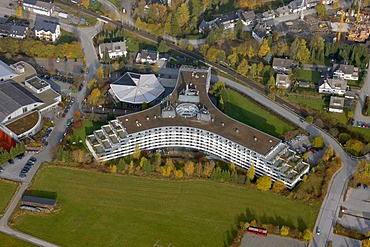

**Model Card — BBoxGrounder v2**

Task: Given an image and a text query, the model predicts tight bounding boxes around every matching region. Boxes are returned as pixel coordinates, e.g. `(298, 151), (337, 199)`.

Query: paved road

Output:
(354, 61), (370, 124)
(0, 22), (103, 247)
(211, 74), (359, 247)
(97, 0), (122, 22)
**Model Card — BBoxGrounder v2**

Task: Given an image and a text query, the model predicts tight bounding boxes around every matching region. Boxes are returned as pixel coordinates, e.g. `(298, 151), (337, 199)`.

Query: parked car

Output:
(15, 153), (25, 160)
(316, 227), (321, 235)
(78, 84), (83, 91)
(19, 173), (26, 178)
(29, 156), (37, 162)
(66, 119), (73, 127)
(8, 159), (14, 164)
(0, 167), (4, 173)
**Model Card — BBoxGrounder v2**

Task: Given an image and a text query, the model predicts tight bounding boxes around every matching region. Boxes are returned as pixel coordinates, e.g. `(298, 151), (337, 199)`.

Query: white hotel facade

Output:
(86, 66), (309, 189)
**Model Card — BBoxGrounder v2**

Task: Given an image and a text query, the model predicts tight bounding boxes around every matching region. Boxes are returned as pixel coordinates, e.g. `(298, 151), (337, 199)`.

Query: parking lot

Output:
(340, 187), (370, 235)
(241, 233), (306, 247)
(0, 153), (35, 182)
(355, 120), (370, 129)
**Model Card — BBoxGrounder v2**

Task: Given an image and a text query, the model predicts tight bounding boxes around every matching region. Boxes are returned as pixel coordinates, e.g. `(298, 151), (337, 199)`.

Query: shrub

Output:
(280, 226), (290, 236)
(334, 223), (365, 240)
(256, 176), (272, 191)
(302, 229), (312, 241)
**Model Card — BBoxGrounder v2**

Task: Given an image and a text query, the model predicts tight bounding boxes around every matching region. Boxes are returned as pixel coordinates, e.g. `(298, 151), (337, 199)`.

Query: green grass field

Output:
(70, 121), (101, 148)
(0, 233), (35, 247)
(56, 30), (78, 45)
(12, 166), (319, 247)
(220, 88), (296, 137)
(296, 69), (322, 84)
(289, 96), (325, 112)
(0, 179), (18, 216)
(349, 127), (370, 143)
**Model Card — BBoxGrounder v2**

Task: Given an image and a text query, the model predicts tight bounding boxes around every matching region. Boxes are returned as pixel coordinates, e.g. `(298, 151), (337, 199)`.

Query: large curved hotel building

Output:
(86, 66), (309, 189)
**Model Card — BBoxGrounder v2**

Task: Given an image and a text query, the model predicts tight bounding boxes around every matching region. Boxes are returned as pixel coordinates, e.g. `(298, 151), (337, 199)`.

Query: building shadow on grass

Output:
(225, 103), (280, 138)
(24, 190), (57, 200)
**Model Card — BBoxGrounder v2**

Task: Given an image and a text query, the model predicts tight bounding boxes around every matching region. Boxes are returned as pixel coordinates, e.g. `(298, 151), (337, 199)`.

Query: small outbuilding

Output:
(328, 96), (344, 113)
(21, 196), (56, 211)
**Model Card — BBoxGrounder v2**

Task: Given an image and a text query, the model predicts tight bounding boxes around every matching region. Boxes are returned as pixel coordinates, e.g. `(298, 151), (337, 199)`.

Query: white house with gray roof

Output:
(23, 0), (54, 16)
(98, 41), (127, 60)
(318, 78), (348, 95)
(333, 64), (359, 81)
(34, 16), (60, 42)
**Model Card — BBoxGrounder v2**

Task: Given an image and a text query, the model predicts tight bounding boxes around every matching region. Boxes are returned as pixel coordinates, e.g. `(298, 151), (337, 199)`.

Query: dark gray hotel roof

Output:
(0, 81), (42, 121)
(117, 68), (281, 156)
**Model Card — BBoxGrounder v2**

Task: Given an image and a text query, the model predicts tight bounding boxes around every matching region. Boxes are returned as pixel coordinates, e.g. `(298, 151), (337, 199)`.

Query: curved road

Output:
(212, 74), (358, 247)
(0, 21), (103, 246)
(0, 2), (363, 247)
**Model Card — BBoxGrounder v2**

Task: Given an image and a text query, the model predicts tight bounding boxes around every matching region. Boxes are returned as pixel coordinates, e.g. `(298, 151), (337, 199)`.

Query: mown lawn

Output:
(296, 69), (322, 84)
(220, 88), (296, 137)
(70, 121), (101, 147)
(289, 96), (325, 112)
(0, 179), (18, 216)
(0, 233), (35, 247)
(13, 166), (319, 247)
(349, 127), (370, 143)
(55, 30), (78, 45)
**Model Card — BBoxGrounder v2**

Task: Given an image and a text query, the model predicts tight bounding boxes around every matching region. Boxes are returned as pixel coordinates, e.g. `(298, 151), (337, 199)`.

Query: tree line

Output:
(0, 142), (26, 165)
(0, 38), (84, 59)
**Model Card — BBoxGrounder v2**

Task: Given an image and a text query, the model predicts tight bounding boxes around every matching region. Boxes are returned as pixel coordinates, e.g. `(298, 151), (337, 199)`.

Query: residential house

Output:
(10, 25), (29, 39)
(276, 74), (291, 89)
(328, 96), (344, 113)
(239, 10), (255, 26)
(261, 10), (276, 21)
(321, 0), (333, 4)
(307, 0), (320, 8)
(199, 10), (255, 34)
(217, 11), (240, 30)
(0, 23), (29, 39)
(135, 49), (159, 64)
(272, 58), (295, 72)
(333, 64), (359, 81)
(252, 23), (273, 44)
(33, 16), (60, 42)
(289, 0), (307, 13)
(23, 0), (54, 16)
(318, 78), (347, 95)
(276, 6), (291, 17)
(98, 41), (128, 60)
(198, 19), (220, 34)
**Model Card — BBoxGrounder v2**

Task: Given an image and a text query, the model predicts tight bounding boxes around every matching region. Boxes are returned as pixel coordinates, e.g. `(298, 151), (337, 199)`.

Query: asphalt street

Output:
(0, 1), (365, 246)
(210, 74), (359, 247)
(0, 21), (103, 247)
(97, 0), (122, 22)
(354, 61), (370, 124)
